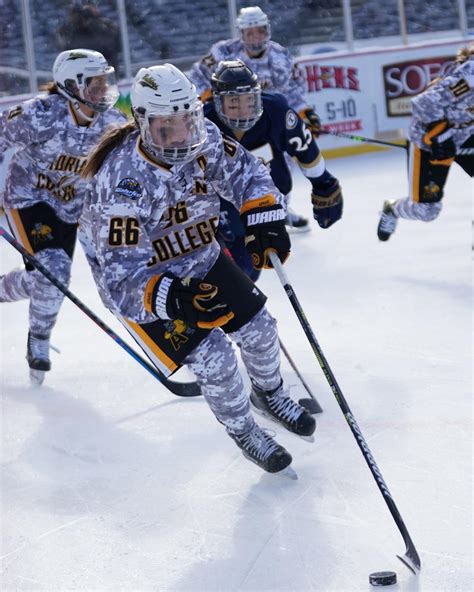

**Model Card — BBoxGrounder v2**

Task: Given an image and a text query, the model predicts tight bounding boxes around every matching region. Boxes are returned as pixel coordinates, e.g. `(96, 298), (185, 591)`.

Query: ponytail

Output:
(82, 120), (137, 179)
(39, 81), (60, 94)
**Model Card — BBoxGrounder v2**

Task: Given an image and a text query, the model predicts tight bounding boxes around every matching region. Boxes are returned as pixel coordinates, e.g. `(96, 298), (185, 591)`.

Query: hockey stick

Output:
(320, 129), (408, 150)
(0, 226), (201, 398)
(279, 338), (323, 414)
(269, 252), (421, 574)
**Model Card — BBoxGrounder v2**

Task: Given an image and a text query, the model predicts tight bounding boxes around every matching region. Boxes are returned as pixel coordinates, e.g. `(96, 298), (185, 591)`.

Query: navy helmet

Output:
(211, 60), (263, 130)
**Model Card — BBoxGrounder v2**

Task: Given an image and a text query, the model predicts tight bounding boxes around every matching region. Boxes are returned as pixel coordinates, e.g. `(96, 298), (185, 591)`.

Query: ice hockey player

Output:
(79, 64), (316, 477)
(188, 5), (321, 231)
(205, 59), (343, 280)
(0, 49), (124, 385)
(378, 43), (473, 241)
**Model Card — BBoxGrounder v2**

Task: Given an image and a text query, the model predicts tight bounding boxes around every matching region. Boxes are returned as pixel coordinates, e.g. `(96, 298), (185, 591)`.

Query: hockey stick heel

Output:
(298, 397), (322, 414)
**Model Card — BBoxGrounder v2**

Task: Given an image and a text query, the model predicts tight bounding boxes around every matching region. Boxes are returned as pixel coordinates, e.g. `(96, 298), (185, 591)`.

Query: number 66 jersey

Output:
(79, 119), (283, 323)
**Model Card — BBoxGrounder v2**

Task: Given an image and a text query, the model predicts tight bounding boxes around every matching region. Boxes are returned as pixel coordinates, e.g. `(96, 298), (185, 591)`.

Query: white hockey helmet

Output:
(236, 6), (271, 54)
(131, 64), (207, 165)
(53, 49), (119, 112)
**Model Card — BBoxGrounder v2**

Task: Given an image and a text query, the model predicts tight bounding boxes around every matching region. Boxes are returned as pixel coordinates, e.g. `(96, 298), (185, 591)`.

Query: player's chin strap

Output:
(70, 99), (98, 124)
(0, 225), (202, 399)
(268, 251), (421, 575)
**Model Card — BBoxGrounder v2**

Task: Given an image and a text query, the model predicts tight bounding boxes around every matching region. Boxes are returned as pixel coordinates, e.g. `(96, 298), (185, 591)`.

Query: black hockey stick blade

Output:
(298, 397), (323, 414)
(163, 378), (201, 397)
(397, 543), (421, 574)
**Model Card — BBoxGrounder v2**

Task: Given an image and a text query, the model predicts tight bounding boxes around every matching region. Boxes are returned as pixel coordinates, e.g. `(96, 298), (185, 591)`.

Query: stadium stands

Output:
(0, 0), (471, 96)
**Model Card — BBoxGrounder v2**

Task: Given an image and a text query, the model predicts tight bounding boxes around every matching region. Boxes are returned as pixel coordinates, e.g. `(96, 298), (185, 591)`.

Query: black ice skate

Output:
(229, 423), (296, 478)
(250, 382), (316, 441)
(285, 208), (310, 234)
(377, 200), (398, 241)
(26, 331), (51, 385)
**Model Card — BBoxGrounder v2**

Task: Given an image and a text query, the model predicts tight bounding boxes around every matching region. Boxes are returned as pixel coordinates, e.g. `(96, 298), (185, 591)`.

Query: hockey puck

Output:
(369, 571), (397, 586)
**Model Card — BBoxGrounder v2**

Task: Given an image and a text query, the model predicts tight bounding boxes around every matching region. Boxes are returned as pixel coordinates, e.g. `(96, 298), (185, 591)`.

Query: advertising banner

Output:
(297, 39), (467, 152)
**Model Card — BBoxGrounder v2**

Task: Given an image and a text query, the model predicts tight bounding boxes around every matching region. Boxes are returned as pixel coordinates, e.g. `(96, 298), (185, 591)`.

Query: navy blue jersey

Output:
(204, 92), (321, 196)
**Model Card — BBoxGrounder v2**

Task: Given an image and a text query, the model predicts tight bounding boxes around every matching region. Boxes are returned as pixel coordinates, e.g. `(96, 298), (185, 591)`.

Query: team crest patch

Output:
(286, 110), (298, 130)
(66, 51), (88, 60)
(116, 177), (142, 199)
(164, 319), (194, 351)
(31, 223), (53, 243)
(139, 73), (159, 90)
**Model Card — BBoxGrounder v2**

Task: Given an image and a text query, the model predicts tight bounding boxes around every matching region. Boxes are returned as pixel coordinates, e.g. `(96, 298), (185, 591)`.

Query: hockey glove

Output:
(241, 198), (291, 270)
(299, 107), (321, 138)
(311, 176), (343, 229)
(423, 121), (456, 161)
(147, 274), (234, 329)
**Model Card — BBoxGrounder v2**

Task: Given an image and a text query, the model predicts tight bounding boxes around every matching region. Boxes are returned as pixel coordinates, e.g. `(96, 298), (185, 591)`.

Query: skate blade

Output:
(251, 404), (315, 443)
(286, 224), (311, 234)
(276, 465), (298, 480)
(29, 369), (46, 386)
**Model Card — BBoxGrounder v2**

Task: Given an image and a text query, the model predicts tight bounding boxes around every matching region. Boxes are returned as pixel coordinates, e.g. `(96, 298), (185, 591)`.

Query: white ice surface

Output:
(1, 149), (472, 591)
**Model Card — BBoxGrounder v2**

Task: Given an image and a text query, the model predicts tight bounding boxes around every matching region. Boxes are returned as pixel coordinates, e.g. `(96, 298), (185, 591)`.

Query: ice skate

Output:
(229, 423), (296, 478)
(26, 331), (51, 385)
(250, 382), (316, 442)
(285, 208), (311, 234)
(377, 200), (398, 241)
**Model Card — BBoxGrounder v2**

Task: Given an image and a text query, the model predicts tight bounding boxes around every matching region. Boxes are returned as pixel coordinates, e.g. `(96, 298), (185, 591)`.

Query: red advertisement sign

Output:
(321, 120), (362, 133)
(303, 64), (360, 93)
(383, 55), (456, 117)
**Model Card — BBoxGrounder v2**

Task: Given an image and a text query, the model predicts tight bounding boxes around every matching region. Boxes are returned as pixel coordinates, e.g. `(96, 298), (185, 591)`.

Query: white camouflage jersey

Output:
(80, 120), (283, 323)
(188, 38), (307, 112)
(0, 94), (126, 223)
(409, 57), (474, 151)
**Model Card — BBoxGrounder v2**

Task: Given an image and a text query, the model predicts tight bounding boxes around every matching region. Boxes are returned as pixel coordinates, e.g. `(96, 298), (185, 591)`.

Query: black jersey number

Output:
(108, 217), (140, 246)
(161, 201), (189, 228)
(223, 136), (238, 157)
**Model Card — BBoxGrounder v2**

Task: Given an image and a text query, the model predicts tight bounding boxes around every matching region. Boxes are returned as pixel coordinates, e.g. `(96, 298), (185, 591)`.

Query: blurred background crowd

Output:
(1, 0), (473, 97)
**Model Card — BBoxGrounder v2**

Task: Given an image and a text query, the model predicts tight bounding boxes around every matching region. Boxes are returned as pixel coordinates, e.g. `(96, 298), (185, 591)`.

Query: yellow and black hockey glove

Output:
(146, 274), (234, 330)
(299, 107), (322, 138)
(240, 196), (291, 270)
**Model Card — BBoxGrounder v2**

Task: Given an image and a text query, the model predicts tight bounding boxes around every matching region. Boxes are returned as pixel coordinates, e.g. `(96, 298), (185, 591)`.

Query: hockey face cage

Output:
(240, 25), (271, 54)
(215, 87), (263, 131)
(138, 101), (208, 165)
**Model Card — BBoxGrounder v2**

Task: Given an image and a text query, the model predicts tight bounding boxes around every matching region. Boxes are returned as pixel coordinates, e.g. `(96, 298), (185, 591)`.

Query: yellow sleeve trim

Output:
(144, 275), (161, 314)
(199, 88), (213, 103)
(240, 193), (276, 215)
(423, 121), (448, 146)
(429, 157), (455, 166)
